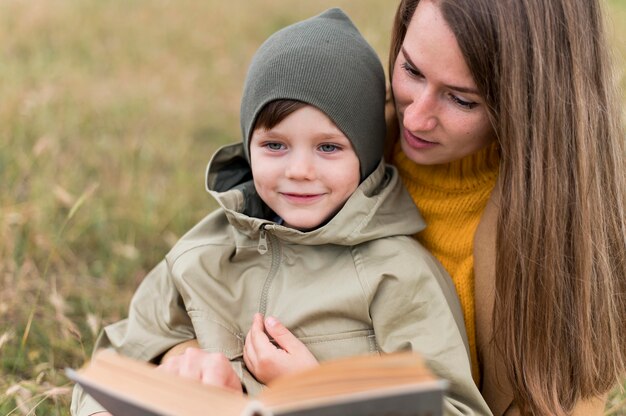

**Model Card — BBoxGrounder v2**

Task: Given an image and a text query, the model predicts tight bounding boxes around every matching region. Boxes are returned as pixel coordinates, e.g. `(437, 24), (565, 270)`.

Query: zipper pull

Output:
(258, 226), (268, 254)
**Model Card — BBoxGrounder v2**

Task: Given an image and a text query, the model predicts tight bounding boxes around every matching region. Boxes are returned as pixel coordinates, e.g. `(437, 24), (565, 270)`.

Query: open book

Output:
(67, 349), (447, 416)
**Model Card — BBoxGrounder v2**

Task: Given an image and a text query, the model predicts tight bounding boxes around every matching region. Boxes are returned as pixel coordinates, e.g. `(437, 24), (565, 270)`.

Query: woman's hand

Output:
(243, 313), (318, 384)
(157, 347), (242, 392)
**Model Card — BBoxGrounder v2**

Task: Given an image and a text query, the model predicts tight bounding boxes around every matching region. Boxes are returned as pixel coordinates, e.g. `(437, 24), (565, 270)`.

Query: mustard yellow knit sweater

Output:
(392, 141), (500, 383)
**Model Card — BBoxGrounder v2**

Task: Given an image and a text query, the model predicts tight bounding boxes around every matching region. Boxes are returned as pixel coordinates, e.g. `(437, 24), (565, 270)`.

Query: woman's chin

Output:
(400, 137), (445, 165)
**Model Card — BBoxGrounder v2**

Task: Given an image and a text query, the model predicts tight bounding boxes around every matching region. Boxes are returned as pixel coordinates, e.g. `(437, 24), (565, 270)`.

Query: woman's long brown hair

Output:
(389, 0), (626, 414)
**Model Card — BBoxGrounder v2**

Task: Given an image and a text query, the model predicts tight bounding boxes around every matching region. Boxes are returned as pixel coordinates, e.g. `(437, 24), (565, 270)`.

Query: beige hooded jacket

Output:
(71, 143), (492, 416)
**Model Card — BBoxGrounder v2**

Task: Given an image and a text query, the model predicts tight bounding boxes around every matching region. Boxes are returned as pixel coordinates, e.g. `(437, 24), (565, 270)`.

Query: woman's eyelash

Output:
(449, 94), (477, 110)
(402, 60), (478, 110)
(401, 62), (420, 77)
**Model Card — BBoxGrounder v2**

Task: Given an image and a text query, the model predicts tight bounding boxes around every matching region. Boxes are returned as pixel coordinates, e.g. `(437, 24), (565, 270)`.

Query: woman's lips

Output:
(403, 128), (439, 149)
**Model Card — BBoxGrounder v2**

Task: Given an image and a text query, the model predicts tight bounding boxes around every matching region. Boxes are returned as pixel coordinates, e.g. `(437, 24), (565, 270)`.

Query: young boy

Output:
(71, 9), (491, 416)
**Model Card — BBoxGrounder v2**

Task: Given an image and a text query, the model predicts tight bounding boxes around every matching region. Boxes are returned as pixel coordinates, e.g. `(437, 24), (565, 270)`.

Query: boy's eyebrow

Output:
(257, 130), (285, 139)
(400, 46), (480, 95)
(257, 130), (350, 141)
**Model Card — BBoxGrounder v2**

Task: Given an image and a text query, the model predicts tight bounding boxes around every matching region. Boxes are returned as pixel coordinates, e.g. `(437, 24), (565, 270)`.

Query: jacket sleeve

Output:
(70, 259), (195, 416)
(363, 243), (493, 416)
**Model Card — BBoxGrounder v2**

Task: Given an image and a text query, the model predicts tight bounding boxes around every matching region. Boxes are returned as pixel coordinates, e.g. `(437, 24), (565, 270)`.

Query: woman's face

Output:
(392, 0), (496, 165)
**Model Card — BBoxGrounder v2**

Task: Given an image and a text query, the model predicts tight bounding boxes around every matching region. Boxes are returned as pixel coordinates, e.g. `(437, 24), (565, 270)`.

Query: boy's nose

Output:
(285, 152), (316, 180)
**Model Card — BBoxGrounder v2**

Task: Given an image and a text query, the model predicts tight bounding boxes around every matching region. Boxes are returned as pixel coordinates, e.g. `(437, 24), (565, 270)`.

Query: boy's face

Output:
(249, 105), (360, 231)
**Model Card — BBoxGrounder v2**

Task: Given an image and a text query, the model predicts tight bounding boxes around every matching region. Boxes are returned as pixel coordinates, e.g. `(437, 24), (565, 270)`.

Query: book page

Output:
(258, 352), (445, 413)
(68, 350), (265, 416)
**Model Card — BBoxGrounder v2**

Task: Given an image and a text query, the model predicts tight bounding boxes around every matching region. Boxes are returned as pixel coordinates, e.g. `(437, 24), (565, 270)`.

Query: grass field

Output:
(0, 1), (624, 415)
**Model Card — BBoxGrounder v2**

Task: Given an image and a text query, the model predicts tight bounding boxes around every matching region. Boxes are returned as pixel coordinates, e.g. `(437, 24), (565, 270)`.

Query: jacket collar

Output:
(205, 143), (426, 245)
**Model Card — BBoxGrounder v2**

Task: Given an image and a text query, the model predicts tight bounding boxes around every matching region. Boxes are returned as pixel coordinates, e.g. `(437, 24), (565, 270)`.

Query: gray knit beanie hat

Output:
(240, 8), (386, 180)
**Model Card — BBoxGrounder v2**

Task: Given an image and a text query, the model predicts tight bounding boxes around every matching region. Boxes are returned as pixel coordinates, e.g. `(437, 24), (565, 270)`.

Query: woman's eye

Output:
(450, 94), (477, 110)
(265, 142), (284, 151)
(319, 144), (339, 153)
(401, 62), (421, 78)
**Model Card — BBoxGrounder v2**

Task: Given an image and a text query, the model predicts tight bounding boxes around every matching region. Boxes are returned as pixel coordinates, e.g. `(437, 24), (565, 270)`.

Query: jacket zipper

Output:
(257, 223), (281, 315)
(257, 227), (268, 254)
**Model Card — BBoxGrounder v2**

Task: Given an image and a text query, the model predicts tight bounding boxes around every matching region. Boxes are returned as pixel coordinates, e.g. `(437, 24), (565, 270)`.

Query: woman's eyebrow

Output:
(400, 46), (480, 95)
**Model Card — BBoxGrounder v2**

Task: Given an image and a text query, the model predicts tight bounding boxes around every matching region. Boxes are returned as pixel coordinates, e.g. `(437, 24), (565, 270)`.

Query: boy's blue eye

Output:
(319, 144), (339, 152)
(266, 142), (284, 151)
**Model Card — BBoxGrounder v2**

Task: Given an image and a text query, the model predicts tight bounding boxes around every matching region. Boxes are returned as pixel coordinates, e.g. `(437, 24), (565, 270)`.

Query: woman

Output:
(386, 0), (626, 414)
(98, 1), (626, 415)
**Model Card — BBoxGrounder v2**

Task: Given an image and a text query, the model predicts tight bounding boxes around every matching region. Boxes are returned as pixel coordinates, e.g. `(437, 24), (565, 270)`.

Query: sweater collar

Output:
(393, 141), (500, 192)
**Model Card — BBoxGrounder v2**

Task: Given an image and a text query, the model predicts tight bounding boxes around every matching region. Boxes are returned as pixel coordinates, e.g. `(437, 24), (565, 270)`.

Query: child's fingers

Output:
(243, 328), (258, 370)
(200, 353), (241, 391)
(157, 347), (203, 380)
(161, 339), (200, 364)
(253, 312), (265, 332)
(264, 316), (302, 353)
(244, 314), (269, 370)
(156, 356), (178, 373)
(158, 347), (242, 392)
(248, 313), (272, 349)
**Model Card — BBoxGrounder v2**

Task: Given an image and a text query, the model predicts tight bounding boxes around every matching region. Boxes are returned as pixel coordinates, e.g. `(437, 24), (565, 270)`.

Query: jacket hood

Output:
(205, 143), (425, 245)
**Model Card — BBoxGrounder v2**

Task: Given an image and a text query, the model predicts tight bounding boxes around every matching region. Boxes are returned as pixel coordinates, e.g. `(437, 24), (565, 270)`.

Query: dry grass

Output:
(0, 0), (624, 415)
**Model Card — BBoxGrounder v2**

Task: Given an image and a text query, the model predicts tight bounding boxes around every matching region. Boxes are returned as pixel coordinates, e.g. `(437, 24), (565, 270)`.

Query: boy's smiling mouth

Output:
(279, 192), (325, 204)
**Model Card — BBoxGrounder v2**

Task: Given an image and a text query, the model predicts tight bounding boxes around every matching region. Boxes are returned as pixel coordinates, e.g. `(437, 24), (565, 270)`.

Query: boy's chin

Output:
(282, 215), (330, 232)
(282, 222), (321, 232)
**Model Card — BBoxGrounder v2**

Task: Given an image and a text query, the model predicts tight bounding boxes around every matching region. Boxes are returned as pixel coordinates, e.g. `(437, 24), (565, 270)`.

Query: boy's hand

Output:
(243, 313), (318, 384)
(157, 347), (242, 392)
(160, 338), (200, 363)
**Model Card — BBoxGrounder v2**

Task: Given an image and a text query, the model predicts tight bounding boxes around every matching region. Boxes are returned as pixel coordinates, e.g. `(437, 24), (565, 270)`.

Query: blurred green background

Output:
(0, 1), (624, 414)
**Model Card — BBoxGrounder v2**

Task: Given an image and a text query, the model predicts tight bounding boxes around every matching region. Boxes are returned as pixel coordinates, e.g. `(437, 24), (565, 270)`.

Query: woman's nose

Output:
(403, 88), (438, 132)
